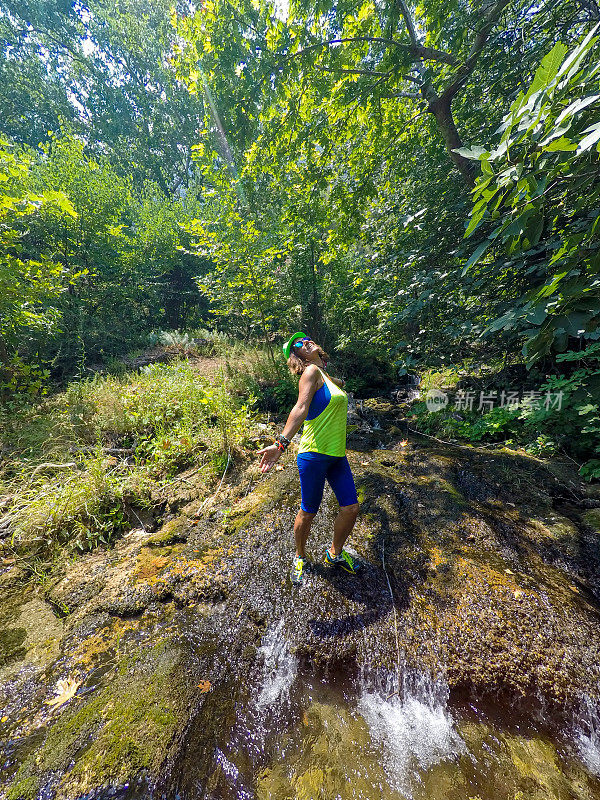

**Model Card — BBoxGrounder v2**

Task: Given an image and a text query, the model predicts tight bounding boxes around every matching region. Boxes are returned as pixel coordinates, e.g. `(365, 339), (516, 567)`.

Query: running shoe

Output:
(291, 555), (308, 584)
(325, 547), (361, 574)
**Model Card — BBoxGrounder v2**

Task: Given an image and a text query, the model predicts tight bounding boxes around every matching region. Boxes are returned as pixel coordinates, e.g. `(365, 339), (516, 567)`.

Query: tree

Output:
(176, 0), (587, 188)
(20, 133), (207, 373)
(127, 182), (209, 330)
(188, 183), (283, 360)
(0, 0), (205, 194)
(0, 137), (76, 394)
(461, 28), (600, 363)
(173, 0), (593, 367)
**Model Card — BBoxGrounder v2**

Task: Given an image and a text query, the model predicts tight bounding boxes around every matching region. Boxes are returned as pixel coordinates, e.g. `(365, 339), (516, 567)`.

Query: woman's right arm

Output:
(257, 366), (320, 473)
(281, 366), (320, 440)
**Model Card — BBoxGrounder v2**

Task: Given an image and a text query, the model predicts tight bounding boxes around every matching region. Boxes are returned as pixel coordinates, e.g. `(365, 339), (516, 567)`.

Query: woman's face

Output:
(294, 337), (318, 360)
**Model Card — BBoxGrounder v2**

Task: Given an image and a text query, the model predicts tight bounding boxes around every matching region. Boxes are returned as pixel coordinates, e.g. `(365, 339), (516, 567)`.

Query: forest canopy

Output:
(0, 0), (599, 475)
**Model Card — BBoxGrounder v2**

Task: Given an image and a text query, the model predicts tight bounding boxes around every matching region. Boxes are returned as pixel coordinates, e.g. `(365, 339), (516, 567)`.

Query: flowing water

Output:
(574, 697), (600, 778)
(196, 621), (600, 800)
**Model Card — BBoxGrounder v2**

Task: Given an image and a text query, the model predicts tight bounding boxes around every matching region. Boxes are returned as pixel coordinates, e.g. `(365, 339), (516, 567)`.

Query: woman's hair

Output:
(287, 344), (329, 376)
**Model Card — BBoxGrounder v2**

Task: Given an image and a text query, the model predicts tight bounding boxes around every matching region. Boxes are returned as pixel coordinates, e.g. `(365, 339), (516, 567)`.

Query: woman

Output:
(258, 332), (360, 584)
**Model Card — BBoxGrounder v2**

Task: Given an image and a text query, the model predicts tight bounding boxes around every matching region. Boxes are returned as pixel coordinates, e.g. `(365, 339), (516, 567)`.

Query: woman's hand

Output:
(257, 443), (283, 473)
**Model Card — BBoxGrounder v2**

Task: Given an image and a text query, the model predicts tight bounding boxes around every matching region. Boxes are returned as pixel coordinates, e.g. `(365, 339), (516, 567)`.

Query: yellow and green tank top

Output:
(298, 367), (348, 457)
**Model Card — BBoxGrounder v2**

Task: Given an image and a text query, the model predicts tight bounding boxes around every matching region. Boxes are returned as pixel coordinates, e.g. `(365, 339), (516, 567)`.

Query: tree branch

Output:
(380, 91), (423, 99)
(441, 0), (513, 102)
(314, 65), (393, 77)
(396, 0), (421, 49)
(578, 0), (600, 19)
(295, 37), (457, 66)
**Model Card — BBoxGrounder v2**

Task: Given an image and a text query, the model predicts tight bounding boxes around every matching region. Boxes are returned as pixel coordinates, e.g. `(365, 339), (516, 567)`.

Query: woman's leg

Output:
(330, 503), (360, 557)
(296, 453), (328, 558)
(326, 456), (360, 557)
(294, 509), (316, 558)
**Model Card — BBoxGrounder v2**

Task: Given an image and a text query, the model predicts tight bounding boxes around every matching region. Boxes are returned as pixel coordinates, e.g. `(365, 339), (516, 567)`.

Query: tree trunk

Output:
(428, 95), (477, 187)
(309, 239), (322, 340)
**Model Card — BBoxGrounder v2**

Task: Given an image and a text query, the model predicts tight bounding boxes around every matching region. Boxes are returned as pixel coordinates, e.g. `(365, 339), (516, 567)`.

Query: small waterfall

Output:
(573, 696), (600, 776)
(212, 748), (253, 800)
(357, 669), (465, 796)
(256, 619), (297, 709)
(206, 620), (298, 797)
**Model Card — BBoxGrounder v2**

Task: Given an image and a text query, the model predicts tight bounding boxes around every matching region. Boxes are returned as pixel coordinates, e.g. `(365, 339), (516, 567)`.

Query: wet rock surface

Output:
(1, 423), (600, 798)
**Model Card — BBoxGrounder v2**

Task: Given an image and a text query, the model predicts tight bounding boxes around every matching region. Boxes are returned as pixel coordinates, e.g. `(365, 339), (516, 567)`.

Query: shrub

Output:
(1, 359), (256, 557)
(411, 348), (600, 480)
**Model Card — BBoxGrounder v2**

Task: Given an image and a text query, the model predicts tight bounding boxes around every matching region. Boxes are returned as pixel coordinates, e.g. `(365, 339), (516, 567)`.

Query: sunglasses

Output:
(293, 337), (311, 349)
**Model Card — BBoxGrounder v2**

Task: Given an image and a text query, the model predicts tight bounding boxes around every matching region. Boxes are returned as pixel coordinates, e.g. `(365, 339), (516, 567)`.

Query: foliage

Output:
(187, 187), (284, 357)
(461, 29), (600, 364)
(224, 345), (297, 412)
(1, 0), (599, 481)
(0, 138), (76, 397)
(5, 453), (133, 553)
(68, 361), (254, 469)
(411, 346), (600, 479)
(0, 0), (205, 193)
(0, 133), (207, 393)
(127, 184), (209, 330)
(148, 329), (198, 351)
(173, 0), (582, 366)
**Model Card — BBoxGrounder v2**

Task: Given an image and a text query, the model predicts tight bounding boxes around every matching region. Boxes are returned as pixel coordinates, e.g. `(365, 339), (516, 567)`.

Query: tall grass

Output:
(0, 360), (256, 557)
(224, 345), (297, 413)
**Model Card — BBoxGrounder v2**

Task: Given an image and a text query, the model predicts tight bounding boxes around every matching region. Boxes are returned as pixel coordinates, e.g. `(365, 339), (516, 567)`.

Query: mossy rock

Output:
(582, 508), (600, 535)
(146, 516), (190, 547)
(6, 639), (197, 800)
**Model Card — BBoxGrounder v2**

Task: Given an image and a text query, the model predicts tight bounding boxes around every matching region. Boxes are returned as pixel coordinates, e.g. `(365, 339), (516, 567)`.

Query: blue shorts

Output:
(297, 452), (358, 514)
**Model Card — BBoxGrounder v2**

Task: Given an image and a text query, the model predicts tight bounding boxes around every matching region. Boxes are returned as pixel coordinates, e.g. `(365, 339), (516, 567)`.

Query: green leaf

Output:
(544, 136), (577, 152)
(524, 214), (545, 247)
(534, 270), (568, 299)
(577, 403), (598, 415)
(556, 343), (600, 361)
(557, 23), (599, 82)
(555, 94), (600, 126)
(462, 239), (493, 274)
(452, 146), (490, 161)
(577, 122), (600, 154)
(525, 304), (547, 325)
(525, 41), (569, 101)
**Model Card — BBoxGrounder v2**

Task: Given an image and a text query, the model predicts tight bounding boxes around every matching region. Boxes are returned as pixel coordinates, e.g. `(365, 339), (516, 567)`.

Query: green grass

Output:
(409, 360), (600, 479)
(0, 359), (256, 559)
(224, 344), (297, 413)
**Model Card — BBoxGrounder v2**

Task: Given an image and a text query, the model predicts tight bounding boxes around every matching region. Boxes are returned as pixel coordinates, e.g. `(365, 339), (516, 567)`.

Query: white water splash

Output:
(213, 748), (253, 800)
(357, 670), (465, 796)
(573, 696), (600, 776)
(256, 619), (297, 709)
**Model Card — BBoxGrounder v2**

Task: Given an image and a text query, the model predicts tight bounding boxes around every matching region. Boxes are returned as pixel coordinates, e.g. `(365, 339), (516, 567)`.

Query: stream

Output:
(163, 616), (600, 800)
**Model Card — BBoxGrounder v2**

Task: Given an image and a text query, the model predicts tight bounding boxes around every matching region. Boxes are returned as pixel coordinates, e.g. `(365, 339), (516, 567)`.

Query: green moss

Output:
(583, 508), (600, 534)
(6, 776), (38, 800)
(7, 641), (184, 799)
(0, 627), (27, 667)
(224, 470), (294, 535)
(146, 516), (190, 547)
(438, 478), (468, 508)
